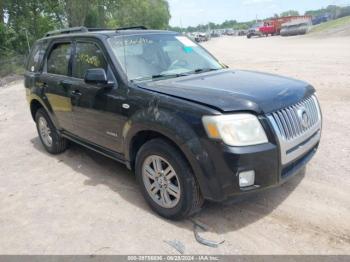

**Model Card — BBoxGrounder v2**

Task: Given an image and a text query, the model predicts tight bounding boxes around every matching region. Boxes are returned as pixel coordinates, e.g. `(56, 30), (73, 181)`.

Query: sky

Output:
(168, 0), (350, 27)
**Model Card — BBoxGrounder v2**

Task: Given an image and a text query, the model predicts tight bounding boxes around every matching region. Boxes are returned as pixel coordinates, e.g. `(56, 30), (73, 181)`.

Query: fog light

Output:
(239, 170), (255, 188)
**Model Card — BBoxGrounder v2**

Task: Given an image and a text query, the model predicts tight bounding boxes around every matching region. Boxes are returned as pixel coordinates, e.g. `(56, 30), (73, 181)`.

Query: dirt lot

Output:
(0, 35), (350, 255)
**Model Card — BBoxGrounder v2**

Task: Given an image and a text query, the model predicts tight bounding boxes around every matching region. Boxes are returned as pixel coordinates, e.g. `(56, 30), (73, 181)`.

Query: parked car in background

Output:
(225, 29), (235, 36)
(237, 29), (248, 36)
(312, 14), (330, 25)
(186, 32), (196, 41)
(210, 30), (221, 38)
(194, 32), (209, 42)
(247, 22), (264, 38)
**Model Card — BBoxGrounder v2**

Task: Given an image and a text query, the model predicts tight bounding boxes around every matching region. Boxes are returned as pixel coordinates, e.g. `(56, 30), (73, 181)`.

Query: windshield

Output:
(107, 34), (223, 81)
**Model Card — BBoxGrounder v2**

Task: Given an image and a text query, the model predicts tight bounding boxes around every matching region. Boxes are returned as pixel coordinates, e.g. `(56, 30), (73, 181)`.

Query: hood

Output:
(137, 69), (315, 114)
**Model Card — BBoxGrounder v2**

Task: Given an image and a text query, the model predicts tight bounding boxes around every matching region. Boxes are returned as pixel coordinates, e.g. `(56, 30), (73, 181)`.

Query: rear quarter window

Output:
(26, 41), (48, 72)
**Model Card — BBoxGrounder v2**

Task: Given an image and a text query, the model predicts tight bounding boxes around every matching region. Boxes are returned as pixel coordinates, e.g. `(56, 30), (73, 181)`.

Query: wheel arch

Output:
(123, 109), (201, 170)
(128, 130), (189, 171)
(28, 95), (60, 129)
(123, 109), (218, 200)
(128, 128), (209, 199)
(30, 99), (44, 121)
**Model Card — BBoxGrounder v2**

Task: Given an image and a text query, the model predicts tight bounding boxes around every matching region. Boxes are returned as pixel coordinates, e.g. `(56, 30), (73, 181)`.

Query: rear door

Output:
(24, 40), (47, 90)
(40, 40), (75, 132)
(68, 39), (126, 153)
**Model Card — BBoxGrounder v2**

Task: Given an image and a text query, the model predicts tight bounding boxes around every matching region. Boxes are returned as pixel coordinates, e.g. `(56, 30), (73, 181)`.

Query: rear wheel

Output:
(35, 108), (68, 154)
(135, 138), (203, 220)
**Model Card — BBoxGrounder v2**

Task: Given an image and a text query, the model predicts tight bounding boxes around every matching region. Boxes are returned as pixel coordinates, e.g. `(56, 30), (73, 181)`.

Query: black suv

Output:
(25, 26), (322, 219)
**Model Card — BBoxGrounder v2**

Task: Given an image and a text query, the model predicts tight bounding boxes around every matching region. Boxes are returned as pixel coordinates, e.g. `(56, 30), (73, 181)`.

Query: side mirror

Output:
(84, 68), (108, 85)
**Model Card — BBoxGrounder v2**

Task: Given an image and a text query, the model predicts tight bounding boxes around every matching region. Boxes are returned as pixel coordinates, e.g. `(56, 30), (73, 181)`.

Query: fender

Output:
(122, 107), (223, 201)
(27, 92), (61, 130)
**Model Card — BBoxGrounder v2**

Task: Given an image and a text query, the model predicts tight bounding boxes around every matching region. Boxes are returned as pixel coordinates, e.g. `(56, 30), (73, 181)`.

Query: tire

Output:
(135, 138), (203, 220)
(35, 108), (68, 154)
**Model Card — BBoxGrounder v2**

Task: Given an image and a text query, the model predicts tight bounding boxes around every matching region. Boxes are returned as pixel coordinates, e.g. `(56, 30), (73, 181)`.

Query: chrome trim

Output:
(267, 95), (322, 165)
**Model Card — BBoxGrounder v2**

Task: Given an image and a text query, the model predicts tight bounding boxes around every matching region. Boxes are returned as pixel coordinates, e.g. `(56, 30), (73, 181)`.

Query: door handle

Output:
(71, 90), (82, 96)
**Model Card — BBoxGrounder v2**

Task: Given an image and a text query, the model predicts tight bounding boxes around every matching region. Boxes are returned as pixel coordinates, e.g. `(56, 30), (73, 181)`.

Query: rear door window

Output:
(72, 42), (108, 79)
(47, 43), (72, 76)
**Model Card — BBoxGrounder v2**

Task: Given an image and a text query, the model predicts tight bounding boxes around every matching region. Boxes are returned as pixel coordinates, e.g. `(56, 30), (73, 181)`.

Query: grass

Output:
(0, 64), (25, 78)
(310, 16), (350, 34)
(0, 55), (26, 77)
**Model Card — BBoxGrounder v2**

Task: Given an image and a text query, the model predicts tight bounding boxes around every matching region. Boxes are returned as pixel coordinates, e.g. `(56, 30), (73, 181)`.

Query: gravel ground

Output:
(0, 35), (349, 255)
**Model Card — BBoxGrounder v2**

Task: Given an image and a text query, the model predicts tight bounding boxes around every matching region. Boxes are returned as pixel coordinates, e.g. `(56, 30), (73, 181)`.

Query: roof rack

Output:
(86, 28), (114, 32)
(116, 26), (148, 31)
(45, 26), (89, 37)
(45, 25), (148, 37)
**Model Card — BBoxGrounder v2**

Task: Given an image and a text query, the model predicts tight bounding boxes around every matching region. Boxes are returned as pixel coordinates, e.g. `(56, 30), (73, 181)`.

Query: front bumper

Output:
(200, 136), (319, 202)
(198, 95), (322, 202)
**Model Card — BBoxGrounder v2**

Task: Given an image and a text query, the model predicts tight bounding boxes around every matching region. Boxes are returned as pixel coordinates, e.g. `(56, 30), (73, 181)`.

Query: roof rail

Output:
(45, 26), (89, 37)
(45, 25), (148, 37)
(116, 26), (148, 31)
(86, 28), (114, 32)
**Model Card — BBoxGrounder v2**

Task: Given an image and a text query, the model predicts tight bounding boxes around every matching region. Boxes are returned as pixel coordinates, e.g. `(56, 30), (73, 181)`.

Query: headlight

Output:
(202, 114), (268, 146)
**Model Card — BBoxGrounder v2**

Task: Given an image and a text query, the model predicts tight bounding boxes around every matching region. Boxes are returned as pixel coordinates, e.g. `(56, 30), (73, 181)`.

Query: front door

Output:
(68, 40), (127, 153)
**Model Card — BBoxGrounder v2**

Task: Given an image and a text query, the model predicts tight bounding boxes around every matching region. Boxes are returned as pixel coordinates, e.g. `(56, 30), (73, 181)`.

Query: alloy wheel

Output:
(38, 116), (53, 147)
(142, 155), (181, 208)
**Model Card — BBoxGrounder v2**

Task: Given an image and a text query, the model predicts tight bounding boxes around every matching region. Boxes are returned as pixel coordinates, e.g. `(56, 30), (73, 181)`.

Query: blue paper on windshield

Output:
(183, 46), (193, 53)
(176, 36), (196, 54)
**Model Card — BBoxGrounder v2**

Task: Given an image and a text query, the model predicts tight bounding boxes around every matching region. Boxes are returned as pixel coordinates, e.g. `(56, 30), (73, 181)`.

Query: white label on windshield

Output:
(176, 36), (197, 47)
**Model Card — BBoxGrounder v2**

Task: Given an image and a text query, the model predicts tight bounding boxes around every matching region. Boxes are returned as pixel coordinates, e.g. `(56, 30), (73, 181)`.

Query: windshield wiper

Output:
(131, 69), (218, 83)
(151, 73), (190, 80)
(192, 68), (219, 74)
(131, 73), (190, 83)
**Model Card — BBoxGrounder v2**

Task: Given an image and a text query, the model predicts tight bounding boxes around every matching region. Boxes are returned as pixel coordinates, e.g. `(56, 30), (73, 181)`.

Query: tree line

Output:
(305, 5), (350, 19)
(1, 1), (350, 57)
(0, 0), (171, 57)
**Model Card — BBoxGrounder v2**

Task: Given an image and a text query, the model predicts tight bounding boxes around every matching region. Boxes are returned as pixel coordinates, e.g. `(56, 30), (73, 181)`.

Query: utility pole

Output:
(23, 29), (31, 54)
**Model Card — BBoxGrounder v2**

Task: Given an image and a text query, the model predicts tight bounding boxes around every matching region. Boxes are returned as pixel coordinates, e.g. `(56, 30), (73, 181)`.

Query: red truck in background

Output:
(247, 16), (312, 38)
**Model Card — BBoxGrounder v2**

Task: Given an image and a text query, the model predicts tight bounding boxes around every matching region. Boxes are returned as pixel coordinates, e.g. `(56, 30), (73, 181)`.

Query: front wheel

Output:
(35, 108), (68, 154)
(135, 139), (203, 220)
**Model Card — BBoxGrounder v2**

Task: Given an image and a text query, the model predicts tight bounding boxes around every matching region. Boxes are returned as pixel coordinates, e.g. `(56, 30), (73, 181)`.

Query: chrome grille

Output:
(267, 95), (322, 165)
(270, 95), (320, 140)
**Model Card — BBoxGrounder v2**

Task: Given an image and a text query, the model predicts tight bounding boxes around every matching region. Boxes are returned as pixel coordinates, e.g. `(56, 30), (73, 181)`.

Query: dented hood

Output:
(137, 69), (315, 114)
